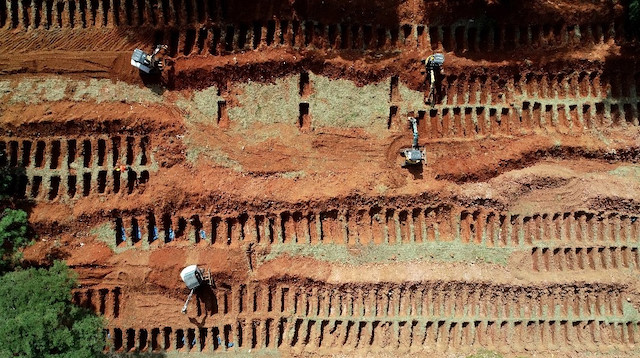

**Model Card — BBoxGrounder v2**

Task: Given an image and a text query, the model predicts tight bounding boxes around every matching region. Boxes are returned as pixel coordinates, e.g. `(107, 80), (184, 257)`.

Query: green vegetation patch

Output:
(0, 80), (11, 99)
(184, 137), (242, 171)
(397, 82), (427, 111)
(261, 241), (513, 266)
(8, 79), (39, 104)
(0, 188), (105, 357)
(278, 170), (307, 179)
(36, 78), (69, 102)
(199, 147), (242, 171)
(191, 86), (223, 122)
(3, 78), (166, 105)
(608, 165), (640, 182)
(72, 79), (162, 103)
(466, 350), (504, 358)
(228, 76), (299, 128)
(0, 209), (30, 272)
(308, 74), (389, 131)
(90, 223), (118, 251)
(0, 262), (105, 357)
(622, 301), (640, 321)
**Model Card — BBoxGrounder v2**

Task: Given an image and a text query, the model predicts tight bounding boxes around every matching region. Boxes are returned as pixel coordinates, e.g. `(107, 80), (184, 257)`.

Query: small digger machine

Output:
(424, 53), (444, 105)
(400, 117), (426, 167)
(180, 264), (212, 314)
(131, 45), (168, 74)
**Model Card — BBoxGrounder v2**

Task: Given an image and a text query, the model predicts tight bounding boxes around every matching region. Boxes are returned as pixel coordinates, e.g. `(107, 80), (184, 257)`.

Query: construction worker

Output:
(424, 53), (445, 105)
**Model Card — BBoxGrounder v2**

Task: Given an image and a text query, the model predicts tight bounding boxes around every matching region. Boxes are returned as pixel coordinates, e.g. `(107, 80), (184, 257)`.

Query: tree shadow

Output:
(0, 166), (34, 212)
(0, 155), (58, 269)
(0, 164), (36, 231)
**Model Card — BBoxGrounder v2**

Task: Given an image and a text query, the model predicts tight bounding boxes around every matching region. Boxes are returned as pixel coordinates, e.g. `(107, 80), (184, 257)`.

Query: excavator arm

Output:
(424, 53), (444, 106)
(151, 45), (168, 60)
(400, 117), (425, 167)
(409, 117), (419, 149)
(426, 67), (437, 105)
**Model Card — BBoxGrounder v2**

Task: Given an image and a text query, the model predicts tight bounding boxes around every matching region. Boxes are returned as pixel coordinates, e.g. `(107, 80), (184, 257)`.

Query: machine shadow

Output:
(407, 164), (424, 180)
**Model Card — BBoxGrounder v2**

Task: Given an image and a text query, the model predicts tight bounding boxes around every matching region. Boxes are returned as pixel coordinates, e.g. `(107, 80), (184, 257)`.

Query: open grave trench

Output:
(4, 68), (640, 139)
(0, 135), (154, 200)
(178, 66), (640, 138)
(2, 1), (640, 355)
(73, 286), (122, 318)
(390, 67), (640, 139)
(77, 281), (630, 321)
(95, 198), (640, 354)
(105, 318), (640, 354)
(7, 62), (640, 354)
(84, 20), (625, 57)
(113, 205), (640, 263)
(397, 71), (640, 138)
(100, 280), (638, 354)
(0, 0), (625, 56)
(134, 67), (640, 137)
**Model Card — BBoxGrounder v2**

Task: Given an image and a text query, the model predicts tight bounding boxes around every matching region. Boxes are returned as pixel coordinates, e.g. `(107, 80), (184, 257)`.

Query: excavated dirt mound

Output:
(4, 0), (640, 356)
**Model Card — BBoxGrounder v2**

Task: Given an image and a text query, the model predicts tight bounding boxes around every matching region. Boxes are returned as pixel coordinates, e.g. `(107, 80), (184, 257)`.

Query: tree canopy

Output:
(0, 208), (29, 272)
(0, 154), (108, 357)
(629, 0), (640, 35)
(0, 261), (105, 358)
(0, 167), (18, 199)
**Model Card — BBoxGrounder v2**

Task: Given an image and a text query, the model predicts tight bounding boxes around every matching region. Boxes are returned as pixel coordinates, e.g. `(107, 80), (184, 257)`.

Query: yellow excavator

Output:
(424, 53), (445, 105)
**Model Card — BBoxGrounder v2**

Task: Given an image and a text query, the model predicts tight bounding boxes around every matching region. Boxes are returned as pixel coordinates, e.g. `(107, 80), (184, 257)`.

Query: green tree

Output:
(0, 261), (105, 358)
(0, 167), (14, 198)
(0, 208), (30, 271)
(0, 166), (26, 200)
(629, 0), (640, 35)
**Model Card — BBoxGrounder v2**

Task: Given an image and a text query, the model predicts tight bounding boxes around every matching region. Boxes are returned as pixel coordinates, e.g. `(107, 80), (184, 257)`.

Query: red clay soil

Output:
(5, 0), (640, 355)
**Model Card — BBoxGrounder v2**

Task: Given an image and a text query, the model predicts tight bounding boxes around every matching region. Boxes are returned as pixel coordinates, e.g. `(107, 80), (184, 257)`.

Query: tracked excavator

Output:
(180, 265), (212, 314)
(400, 117), (426, 167)
(424, 53), (444, 105)
(131, 45), (168, 74)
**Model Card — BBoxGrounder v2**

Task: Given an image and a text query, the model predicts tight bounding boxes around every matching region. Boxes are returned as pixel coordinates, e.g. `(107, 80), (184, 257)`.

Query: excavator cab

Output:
(400, 117), (426, 167)
(426, 53), (445, 68)
(131, 45), (168, 74)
